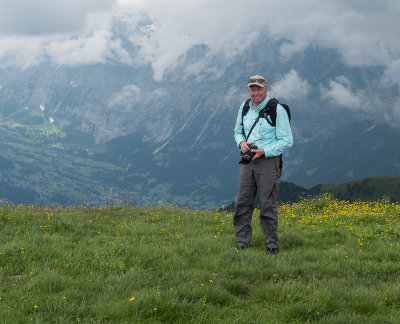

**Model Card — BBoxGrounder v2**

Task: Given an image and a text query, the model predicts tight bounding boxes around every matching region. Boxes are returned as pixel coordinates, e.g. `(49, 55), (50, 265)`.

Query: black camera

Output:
(240, 144), (258, 164)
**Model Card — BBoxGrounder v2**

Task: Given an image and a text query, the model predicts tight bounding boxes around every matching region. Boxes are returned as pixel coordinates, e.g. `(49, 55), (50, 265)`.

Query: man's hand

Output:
(240, 141), (253, 154)
(251, 148), (265, 160)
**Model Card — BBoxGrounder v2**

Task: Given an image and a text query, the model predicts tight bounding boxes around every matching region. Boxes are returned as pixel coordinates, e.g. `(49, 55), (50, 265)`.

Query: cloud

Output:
(117, 1), (262, 80)
(107, 84), (169, 111)
(270, 70), (310, 100)
(266, 1), (399, 67)
(44, 13), (132, 66)
(0, 36), (48, 68)
(320, 76), (366, 109)
(0, 0), (399, 88)
(0, 0), (114, 36)
(382, 58), (400, 88)
(0, 2), (119, 68)
(107, 84), (141, 110)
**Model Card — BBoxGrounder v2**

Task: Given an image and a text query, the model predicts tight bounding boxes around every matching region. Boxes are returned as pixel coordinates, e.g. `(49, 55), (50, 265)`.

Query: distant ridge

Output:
(306, 175), (400, 203)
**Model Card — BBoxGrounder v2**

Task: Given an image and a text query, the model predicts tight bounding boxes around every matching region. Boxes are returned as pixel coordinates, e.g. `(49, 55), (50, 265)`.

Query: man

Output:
(233, 75), (293, 254)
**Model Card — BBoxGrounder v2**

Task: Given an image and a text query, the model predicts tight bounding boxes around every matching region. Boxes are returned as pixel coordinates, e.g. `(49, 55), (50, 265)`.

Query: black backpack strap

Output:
(241, 99), (251, 138)
(265, 98), (279, 126)
(260, 98), (291, 126)
(266, 98), (291, 173)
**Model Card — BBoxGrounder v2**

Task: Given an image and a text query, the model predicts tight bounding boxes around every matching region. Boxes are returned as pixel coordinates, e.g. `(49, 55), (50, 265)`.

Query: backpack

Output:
(240, 98), (291, 169)
(241, 98), (291, 130)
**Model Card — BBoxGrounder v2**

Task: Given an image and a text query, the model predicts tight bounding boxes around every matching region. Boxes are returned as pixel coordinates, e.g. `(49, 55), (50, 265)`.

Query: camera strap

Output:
(241, 100), (268, 141)
(242, 115), (261, 141)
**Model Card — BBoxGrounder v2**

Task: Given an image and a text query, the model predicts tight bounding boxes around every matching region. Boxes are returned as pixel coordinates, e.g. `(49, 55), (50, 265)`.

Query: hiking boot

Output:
(237, 243), (251, 250)
(266, 247), (279, 255)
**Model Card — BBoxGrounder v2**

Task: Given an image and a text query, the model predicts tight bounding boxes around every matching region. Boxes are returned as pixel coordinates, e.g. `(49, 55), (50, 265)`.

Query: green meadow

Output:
(1, 195), (399, 323)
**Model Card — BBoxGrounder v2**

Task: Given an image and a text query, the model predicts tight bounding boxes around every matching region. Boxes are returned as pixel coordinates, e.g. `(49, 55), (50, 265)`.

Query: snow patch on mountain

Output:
(140, 23), (159, 33)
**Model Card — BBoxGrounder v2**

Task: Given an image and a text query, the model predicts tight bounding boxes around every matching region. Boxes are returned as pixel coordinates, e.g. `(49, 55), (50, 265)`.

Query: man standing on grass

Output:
(233, 75), (293, 254)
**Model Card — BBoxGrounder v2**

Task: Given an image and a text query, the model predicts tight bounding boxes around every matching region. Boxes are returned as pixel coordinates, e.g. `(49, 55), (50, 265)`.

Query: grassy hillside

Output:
(1, 195), (400, 323)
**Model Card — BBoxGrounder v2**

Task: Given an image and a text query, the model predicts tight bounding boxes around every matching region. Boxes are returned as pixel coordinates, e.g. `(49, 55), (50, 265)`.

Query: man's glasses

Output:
(248, 87), (265, 92)
(248, 78), (266, 84)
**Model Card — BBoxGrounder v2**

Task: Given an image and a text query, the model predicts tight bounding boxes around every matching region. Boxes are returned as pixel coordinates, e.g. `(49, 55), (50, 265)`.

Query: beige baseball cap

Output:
(247, 75), (267, 88)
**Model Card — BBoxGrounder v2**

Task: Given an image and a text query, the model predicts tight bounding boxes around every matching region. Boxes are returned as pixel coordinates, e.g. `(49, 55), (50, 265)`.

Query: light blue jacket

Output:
(234, 96), (293, 157)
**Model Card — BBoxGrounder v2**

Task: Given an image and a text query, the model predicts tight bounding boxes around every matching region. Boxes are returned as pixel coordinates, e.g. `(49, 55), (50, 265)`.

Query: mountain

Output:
(288, 120), (400, 188)
(0, 31), (399, 208)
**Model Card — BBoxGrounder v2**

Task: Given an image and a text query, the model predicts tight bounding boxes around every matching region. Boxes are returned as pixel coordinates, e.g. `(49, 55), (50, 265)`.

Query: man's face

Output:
(248, 85), (267, 105)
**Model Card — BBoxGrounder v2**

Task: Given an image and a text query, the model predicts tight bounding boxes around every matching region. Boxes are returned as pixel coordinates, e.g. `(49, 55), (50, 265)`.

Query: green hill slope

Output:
(308, 175), (400, 202)
(1, 197), (400, 322)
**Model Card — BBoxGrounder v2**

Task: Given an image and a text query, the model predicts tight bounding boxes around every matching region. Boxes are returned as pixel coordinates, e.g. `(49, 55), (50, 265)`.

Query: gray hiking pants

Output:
(234, 155), (281, 249)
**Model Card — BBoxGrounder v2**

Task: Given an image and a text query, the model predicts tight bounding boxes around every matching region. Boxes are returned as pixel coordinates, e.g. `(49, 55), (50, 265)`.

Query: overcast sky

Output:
(0, 0), (399, 117)
(0, 1), (398, 69)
